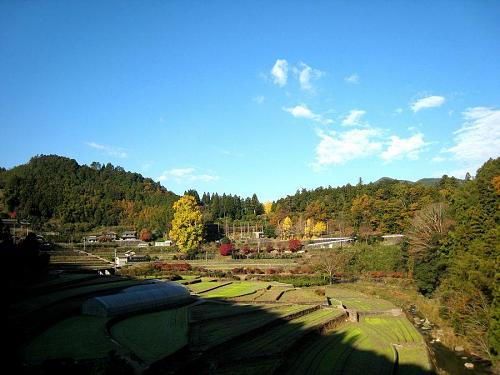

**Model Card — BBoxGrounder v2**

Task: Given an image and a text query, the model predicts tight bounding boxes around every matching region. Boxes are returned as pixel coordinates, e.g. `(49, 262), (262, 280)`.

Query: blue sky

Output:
(1, 1), (499, 201)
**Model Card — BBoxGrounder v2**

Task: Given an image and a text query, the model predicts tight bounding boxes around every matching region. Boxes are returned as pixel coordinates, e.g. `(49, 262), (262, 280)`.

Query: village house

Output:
(121, 231), (137, 240)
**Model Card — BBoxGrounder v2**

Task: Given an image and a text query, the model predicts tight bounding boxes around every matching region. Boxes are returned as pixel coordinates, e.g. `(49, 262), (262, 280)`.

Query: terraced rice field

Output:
(189, 302), (274, 322)
(22, 316), (114, 364)
(189, 304), (312, 351)
(325, 286), (396, 311)
(283, 315), (431, 375)
(252, 286), (294, 302)
(12, 279), (144, 315)
(187, 280), (232, 293)
(199, 281), (270, 299)
(224, 308), (344, 358)
(47, 249), (112, 270)
(279, 288), (328, 304)
(110, 306), (189, 364)
(15, 275), (432, 375)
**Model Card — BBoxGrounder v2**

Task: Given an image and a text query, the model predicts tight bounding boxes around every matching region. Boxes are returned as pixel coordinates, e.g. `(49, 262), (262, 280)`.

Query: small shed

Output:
(115, 255), (128, 267)
(82, 282), (192, 317)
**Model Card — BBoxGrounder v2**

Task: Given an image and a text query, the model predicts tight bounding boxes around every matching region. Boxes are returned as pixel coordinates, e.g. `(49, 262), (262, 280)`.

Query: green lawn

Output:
(110, 306), (188, 364)
(22, 316), (114, 365)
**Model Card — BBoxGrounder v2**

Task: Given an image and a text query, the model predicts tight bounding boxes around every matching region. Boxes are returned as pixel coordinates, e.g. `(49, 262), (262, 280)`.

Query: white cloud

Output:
(344, 73), (359, 84)
(295, 62), (323, 91)
(313, 128), (382, 169)
(271, 59), (288, 86)
(342, 110), (366, 126)
(284, 104), (318, 120)
(86, 142), (127, 158)
(157, 168), (219, 183)
(445, 107), (500, 171)
(394, 108), (403, 114)
(381, 133), (427, 161)
(253, 95), (265, 104)
(431, 156), (446, 163)
(411, 95), (445, 112)
(283, 104), (332, 124)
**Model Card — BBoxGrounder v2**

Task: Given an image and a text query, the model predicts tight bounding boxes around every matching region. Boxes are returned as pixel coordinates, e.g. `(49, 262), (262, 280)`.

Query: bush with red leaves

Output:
(288, 239), (303, 252)
(220, 243), (233, 256)
(153, 262), (191, 272)
(241, 244), (251, 255)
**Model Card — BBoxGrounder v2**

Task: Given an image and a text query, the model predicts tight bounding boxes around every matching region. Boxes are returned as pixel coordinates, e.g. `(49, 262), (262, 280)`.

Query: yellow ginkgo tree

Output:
(281, 216), (293, 239)
(169, 195), (203, 253)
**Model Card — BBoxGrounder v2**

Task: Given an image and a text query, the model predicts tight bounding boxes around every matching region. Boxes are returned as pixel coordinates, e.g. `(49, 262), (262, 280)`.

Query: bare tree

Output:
(407, 202), (452, 263)
(313, 249), (353, 284)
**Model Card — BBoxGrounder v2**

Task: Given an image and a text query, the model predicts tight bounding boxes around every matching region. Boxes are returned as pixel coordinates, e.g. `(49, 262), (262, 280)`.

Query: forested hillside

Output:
(0, 155), (179, 236)
(270, 175), (462, 235)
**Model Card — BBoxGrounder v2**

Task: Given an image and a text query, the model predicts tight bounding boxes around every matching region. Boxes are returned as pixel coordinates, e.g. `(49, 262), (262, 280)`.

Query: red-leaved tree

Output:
(140, 228), (152, 242)
(220, 243), (233, 256)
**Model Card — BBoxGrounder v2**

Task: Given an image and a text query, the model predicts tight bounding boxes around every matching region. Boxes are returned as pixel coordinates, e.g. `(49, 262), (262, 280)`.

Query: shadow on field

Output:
(147, 299), (434, 375)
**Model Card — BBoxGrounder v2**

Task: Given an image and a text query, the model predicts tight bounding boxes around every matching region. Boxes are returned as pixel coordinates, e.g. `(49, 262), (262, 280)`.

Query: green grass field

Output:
(110, 306), (188, 364)
(22, 316), (114, 365)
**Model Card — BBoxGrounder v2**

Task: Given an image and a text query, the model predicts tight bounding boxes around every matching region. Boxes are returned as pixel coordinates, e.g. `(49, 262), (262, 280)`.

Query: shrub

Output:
(265, 243), (274, 253)
(139, 228), (152, 242)
(153, 262), (192, 272)
(220, 243), (233, 256)
(241, 244), (251, 255)
(288, 239), (303, 252)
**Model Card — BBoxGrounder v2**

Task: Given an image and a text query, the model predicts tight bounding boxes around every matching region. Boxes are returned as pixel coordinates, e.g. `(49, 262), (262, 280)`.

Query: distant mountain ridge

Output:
(374, 177), (458, 186)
